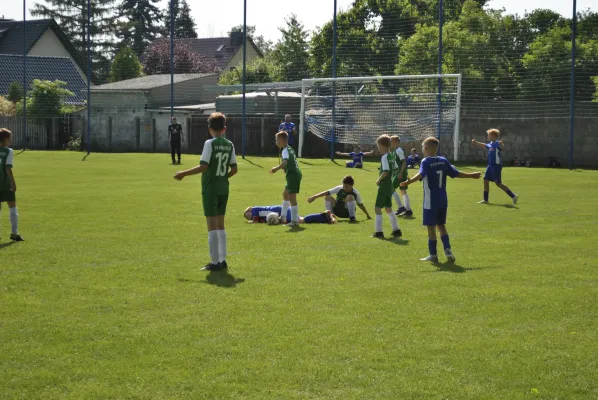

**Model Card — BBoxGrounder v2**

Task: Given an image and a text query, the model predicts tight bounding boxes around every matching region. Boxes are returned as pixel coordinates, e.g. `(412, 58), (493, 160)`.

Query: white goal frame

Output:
(299, 74), (463, 160)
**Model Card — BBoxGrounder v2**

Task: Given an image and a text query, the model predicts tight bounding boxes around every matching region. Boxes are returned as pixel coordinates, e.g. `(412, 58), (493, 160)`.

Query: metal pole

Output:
(569, 0), (577, 170)
(23, 0), (27, 150)
(86, 0), (91, 154)
(241, 0), (247, 159)
(331, 0), (337, 161)
(437, 0), (443, 154)
(170, 0), (175, 118)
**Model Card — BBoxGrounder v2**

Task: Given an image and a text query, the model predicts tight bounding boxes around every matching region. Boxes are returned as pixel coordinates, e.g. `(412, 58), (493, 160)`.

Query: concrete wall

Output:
(29, 29), (87, 82)
(148, 75), (219, 107)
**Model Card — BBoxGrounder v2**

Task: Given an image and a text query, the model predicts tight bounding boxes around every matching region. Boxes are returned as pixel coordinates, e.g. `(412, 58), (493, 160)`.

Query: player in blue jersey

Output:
(278, 115), (297, 151)
(401, 137), (481, 263)
(406, 148), (420, 168)
(335, 146), (375, 168)
(243, 206), (337, 224)
(472, 129), (519, 205)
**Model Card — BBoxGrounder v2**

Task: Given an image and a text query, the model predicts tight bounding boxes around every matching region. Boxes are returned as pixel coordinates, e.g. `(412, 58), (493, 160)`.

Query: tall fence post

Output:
(23, 0), (27, 149)
(569, 0), (577, 170)
(170, 0), (175, 119)
(241, 0), (247, 159)
(437, 0), (444, 153)
(331, 0), (337, 161)
(86, 0), (91, 154)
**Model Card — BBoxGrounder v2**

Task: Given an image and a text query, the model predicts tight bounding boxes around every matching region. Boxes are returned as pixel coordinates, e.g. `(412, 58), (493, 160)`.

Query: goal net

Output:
(299, 74), (462, 160)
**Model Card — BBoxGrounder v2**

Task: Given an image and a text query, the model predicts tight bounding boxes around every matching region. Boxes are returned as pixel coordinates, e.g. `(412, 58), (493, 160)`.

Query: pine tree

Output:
(116, 0), (164, 56)
(31, 0), (117, 80)
(164, 0), (197, 39)
(271, 14), (310, 82)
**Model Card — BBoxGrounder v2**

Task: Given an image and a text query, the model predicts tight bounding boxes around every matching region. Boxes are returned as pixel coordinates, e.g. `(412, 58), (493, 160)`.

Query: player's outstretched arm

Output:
(358, 203), (372, 219)
(400, 172), (422, 188)
(269, 160), (288, 174)
(335, 151), (350, 157)
(457, 171), (481, 179)
(363, 150), (376, 156)
(307, 190), (329, 203)
(174, 164), (207, 181)
(471, 139), (487, 149)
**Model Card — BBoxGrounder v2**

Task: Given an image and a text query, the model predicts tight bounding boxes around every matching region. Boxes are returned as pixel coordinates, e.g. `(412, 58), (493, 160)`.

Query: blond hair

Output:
(276, 131), (289, 142)
(487, 128), (500, 138)
(390, 135), (401, 143)
(423, 136), (439, 152)
(376, 134), (391, 149)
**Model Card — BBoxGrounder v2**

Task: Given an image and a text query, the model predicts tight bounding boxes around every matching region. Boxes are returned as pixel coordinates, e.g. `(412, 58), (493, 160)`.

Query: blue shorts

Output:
(423, 207), (447, 226)
(484, 165), (502, 183)
(346, 162), (363, 168)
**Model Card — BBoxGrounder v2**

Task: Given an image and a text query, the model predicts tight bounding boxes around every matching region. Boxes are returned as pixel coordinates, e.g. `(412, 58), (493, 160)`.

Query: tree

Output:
(115, 0), (164, 55)
(593, 76), (598, 102)
(164, 0), (198, 39)
(219, 57), (276, 85)
(142, 40), (219, 75)
(270, 14), (310, 82)
(0, 96), (16, 116)
(230, 25), (273, 54)
(524, 9), (565, 34)
(110, 47), (143, 82)
(17, 80), (75, 119)
(7, 82), (23, 104)
(31, 0), (117, 80)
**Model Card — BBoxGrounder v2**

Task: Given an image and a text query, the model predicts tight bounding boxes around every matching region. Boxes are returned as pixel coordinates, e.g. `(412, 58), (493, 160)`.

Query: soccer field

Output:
(1, 151), (597, 399)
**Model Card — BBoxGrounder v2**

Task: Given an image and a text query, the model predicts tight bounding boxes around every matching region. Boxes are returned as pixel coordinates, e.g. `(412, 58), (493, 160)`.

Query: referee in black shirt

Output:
(168, 116), (183, 164)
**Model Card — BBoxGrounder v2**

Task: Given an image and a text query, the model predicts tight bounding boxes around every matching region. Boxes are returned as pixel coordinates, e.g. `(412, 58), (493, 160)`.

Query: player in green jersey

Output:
(307, 175), (372, 223)
(270, 131), (302, 227)
(0, 128), (23, 242)
(373, 134), (402, 239)
(390, 135), (413, 217)
(174, 113), (238, 271)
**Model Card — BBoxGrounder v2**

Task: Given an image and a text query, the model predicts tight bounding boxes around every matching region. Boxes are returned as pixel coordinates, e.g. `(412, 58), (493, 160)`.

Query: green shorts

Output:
(333, 201), (350, 219)
(392, 171), (409, 190)
(202, 193), (228, 217)
(0, 190), (16, 203)
(285, 173), (302, 194)
(375, 190), (393, 209)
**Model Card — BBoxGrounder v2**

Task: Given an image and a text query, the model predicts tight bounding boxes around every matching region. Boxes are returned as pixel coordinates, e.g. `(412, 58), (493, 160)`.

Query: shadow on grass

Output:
(178, 270), (246, 288)
(299, 160), (315, 166)
(487, 203), (519, 209)
(285, 226), (306, 233)
(81, 152), (91, 162)
(0, 242), (16, 250)
(243, 158), (264, 168)
(385, 238), (409, 245)
(429, 262), (504, 273)
(15, 149), (26, 156)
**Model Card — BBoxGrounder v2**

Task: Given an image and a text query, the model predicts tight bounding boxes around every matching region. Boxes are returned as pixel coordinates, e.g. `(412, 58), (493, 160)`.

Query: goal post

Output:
(299, 74), (462, 161)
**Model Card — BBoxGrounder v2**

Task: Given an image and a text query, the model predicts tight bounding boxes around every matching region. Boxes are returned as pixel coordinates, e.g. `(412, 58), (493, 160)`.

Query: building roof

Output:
(0, 19), (92, 83)
(91, 73), (217, 91)
(0, 53), (88, 105)
(177, 33), (263, 70)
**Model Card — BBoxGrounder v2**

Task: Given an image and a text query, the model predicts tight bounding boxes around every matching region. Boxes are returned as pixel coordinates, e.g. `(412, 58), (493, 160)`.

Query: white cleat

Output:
(512, 194), (519, 205)
(445, 249), (456, 262)
(420, 255), (439, 263)
(477, 200), (488, 204)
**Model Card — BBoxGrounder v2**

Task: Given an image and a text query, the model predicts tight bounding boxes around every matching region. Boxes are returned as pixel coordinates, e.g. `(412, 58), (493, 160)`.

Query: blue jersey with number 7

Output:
(419, 156), (460, 210)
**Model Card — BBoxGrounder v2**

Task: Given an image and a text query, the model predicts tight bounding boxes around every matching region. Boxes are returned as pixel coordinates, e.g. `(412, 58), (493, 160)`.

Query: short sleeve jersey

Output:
(0, 147), (14, 191)
(279, 122), (296, 145)
(378, 153), (396, 194)
(393, 148), (405, 175)
(199, 137), (237, 195)
(419, 156), (460, 210)
(169, 124), (183, 143)
(251, 205), (290, 222)
(281, 146), (300, 175)
(328, 186), (363, 205)
(349, 152), (365, 164)
(485, 141), (502, 166)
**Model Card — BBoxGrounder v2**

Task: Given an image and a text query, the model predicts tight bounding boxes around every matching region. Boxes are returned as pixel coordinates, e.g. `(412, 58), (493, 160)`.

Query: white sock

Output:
(324, 200), (333, 212)
(393, 192), (403, 208)
(388, 212), (399, 231)
(208, 230), (219, 264)
(216, 230), (227, 263)
(281, 201), (291, 221)
(291, 206), (299, 222)
(375, 214), (383, 232)
(9, 207), (18, 235)
(403, 193), (411, 211)
(347, 201), (356, 218)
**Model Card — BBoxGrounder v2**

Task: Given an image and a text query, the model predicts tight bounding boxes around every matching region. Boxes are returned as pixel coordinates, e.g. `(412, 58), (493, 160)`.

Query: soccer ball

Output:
(266, 213), (280, 225)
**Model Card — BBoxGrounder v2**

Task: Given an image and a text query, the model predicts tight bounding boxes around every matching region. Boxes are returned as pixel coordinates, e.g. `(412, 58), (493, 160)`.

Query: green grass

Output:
(1, 151), (597, 400)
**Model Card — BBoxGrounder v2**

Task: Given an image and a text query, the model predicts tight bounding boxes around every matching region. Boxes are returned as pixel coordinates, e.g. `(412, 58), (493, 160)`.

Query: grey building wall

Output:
(148, 75), (219, 107)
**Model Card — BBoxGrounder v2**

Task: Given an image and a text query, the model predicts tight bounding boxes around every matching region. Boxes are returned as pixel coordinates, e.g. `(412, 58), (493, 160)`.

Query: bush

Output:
(0, 96), (16, 116)
(66, 134), (82, 151)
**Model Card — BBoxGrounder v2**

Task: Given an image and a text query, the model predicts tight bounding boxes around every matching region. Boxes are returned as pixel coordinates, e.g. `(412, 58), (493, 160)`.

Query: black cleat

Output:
(10, 234), (24, 242)
(218, 261), (228, 270)
(395, 207), (407, 216)
(371, 232), (384, 238)
(401, 210), (413, 217)
(349, 217), (357, 223)
(202, 263), (220, 271)
(177, 160), (182, 165)
(391, 229), (403, 238)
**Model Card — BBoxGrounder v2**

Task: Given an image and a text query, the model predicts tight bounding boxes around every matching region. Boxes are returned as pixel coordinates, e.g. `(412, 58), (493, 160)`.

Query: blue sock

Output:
(441, 235), (451, 250)
(506, 189), (515, 198)
(483, 191), (489, 202)
(428, 240), (438, 256)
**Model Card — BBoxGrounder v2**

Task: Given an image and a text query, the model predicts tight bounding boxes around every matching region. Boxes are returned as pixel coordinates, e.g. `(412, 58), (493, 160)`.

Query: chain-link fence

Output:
(0, 0), (596, 166)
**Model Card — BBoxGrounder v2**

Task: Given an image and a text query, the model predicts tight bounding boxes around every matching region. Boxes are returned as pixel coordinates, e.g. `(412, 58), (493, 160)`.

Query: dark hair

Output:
(208, 112), (226, 132)
(276, 131), (289, 141)
(342, 175), (354, 185)
(423, 136), (440, 149)
(0, 128), (12, 141)
(376, 134), (391, 148)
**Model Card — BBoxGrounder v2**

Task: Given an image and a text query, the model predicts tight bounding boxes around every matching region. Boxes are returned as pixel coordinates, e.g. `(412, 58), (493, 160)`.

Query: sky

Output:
(1, 0), (596, 42)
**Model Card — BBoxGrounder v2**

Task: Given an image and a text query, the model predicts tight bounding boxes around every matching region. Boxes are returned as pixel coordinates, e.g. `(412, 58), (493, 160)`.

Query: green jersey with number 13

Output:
(199, 136), (237, 195)
(282, 146), (301, 175)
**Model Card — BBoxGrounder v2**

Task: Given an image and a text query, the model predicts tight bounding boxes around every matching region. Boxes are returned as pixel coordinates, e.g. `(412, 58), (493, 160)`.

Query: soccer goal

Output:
(299, 74), (462, 160)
